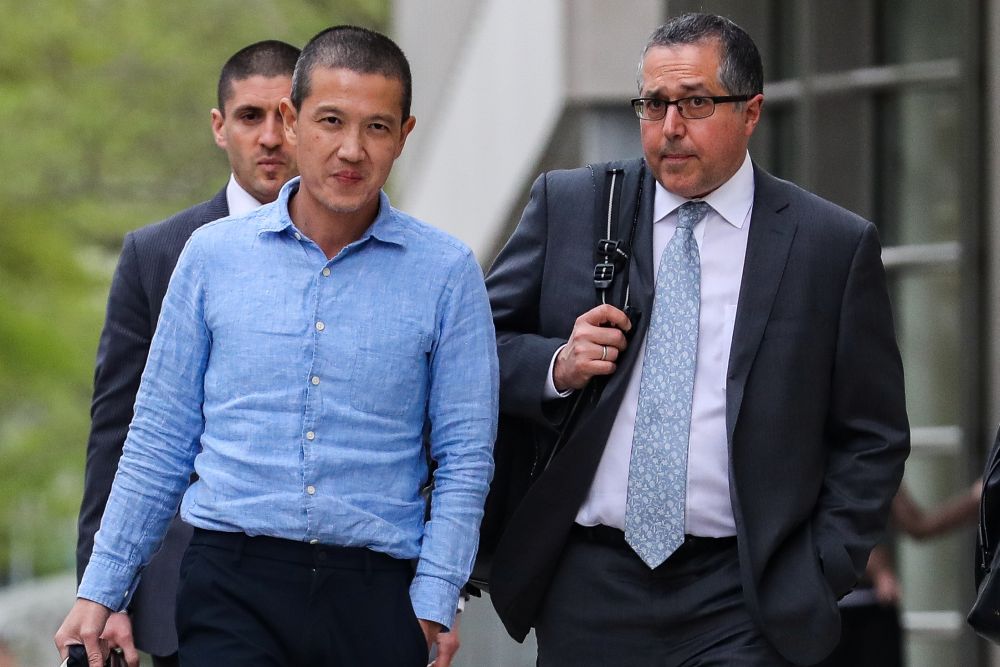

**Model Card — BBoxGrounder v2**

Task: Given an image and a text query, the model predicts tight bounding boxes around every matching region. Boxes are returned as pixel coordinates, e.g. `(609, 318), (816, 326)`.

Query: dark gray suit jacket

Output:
(484, 159), (910, 666)
(76, 187), (228, 656)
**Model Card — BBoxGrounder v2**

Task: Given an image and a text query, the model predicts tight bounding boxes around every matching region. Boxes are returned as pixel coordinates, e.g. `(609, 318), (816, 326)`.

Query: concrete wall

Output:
(392, 0), (662, 260)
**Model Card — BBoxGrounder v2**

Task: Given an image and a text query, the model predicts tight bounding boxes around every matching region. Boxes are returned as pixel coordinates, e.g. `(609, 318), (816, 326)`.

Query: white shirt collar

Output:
(225, 174), (264, 217)
(653, 152), (755, 229)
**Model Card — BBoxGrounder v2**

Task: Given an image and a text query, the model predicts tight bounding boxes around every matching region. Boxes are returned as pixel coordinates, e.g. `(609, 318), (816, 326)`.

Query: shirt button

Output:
(294, 232), (302, 240)
(311, 376), (320, 385)
(309, 539), (319, 545)
(315, 321), (325, 332)
(322, 268), (331, 277)
(306, 431), (315, 440)
(306, 485), (316, 495)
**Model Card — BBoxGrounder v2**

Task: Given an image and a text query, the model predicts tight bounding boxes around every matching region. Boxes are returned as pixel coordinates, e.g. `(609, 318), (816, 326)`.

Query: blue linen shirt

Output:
(78, 178), (498, 628)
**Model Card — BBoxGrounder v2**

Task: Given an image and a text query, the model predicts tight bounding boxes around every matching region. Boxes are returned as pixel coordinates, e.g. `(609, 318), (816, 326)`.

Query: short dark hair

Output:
(291, 26), (412, 119)
(217, 40), (300, 114)
(639, 13), (763, 98)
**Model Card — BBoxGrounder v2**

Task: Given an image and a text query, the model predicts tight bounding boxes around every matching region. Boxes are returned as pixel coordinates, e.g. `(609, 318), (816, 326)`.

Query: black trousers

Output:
(535, 525), (793, 667)
(813, 601), (902, 667)
(175, 529), (428, 667)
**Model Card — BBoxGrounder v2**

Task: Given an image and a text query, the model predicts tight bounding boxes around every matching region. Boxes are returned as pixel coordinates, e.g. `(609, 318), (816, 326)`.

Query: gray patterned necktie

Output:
(625, 200), (709, 569)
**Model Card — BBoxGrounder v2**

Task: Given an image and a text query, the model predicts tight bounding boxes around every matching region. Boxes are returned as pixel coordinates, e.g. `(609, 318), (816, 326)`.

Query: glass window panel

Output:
(888, 267), (960, 429)
(813, 0), (876, 73)
(580, 106), (644, 164)
(898, 452), (977, 666)
(754, 105), (798, 183)
(906, 638), (963, 667)
(748, 109), (776, 174)
(811, 95), (872, 219)
(770, 0), (801, 80)
(877, 90), (960, 246)
(664, 0), (798, 81)
(878, 0), (962, 64)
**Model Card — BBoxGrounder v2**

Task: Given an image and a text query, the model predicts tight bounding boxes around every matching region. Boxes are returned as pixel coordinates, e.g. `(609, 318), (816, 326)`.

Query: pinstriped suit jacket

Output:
(76, 187), (228, 656)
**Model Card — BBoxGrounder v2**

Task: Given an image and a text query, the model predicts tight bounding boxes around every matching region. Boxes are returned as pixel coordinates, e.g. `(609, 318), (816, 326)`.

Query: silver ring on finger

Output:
(601, 345), (608, 361)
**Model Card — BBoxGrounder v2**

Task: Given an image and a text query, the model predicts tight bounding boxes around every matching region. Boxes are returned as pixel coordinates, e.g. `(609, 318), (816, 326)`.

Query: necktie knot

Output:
(677, 201), (710, 231)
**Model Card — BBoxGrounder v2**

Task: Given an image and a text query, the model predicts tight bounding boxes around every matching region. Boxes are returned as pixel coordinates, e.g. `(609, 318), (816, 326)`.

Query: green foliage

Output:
(0, 0), (387, 581)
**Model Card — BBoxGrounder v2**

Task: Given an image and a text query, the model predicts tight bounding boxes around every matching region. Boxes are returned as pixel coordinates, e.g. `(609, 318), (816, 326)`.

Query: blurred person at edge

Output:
(58, 26), (495, 667)
(73, 39), (300, 667)
(816, 481), (982, 667)
(485, 12), (908, 666)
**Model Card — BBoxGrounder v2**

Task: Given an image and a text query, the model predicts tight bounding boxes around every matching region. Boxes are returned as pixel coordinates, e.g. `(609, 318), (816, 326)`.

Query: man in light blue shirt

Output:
(56, 25), (498, 667)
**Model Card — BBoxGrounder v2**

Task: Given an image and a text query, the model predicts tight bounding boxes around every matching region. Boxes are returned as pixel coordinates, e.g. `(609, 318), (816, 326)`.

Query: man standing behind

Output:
(486, 13), (909, 666)
(74, 39), (299, 667)
(58, 25), (497, 667)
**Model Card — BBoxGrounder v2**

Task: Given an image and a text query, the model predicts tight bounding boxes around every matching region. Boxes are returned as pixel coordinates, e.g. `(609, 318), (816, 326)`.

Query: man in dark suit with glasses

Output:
(486, 12), (909, 665)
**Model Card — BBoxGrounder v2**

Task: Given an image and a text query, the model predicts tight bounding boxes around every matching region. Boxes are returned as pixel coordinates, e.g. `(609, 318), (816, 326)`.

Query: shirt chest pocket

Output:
(228, 280), (311, 336)
(350, 328), (431, 417)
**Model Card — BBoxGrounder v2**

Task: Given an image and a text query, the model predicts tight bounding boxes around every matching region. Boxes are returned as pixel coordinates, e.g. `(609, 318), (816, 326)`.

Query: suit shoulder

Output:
(756, 169), (872, 235)
(543, 157), (645, 190)
(127, 193), (228, 252)
(388, 207), (476, 265)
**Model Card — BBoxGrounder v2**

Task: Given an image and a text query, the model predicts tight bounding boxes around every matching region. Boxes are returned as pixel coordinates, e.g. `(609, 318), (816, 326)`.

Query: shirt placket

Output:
(300, 250), (336, 543)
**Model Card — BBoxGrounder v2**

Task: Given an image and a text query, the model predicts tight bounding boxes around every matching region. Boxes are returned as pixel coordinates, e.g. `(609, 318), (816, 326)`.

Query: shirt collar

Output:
(653, 152), (755, 229)
(225, 174), (264, 217)
(257, 177), (407, 247)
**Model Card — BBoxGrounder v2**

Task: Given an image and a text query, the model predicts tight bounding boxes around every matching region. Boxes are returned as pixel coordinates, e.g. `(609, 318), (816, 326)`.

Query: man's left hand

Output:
(100, 612), (139, 667)
(417, 618), (458, 667)
(429, 614), (461, 666)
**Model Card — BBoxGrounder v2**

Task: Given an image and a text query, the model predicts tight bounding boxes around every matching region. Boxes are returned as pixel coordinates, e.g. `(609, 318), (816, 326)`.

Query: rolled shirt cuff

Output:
(409, 573), (461, 630)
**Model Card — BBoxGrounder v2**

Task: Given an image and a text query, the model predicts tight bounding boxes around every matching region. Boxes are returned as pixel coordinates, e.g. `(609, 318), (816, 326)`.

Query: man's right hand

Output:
(553, 304), (632, 392)
(54, 598), (113, 667)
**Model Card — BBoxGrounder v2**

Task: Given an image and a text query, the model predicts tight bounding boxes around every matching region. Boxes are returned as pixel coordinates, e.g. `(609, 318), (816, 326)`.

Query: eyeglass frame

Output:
(630, 94), (753, 121)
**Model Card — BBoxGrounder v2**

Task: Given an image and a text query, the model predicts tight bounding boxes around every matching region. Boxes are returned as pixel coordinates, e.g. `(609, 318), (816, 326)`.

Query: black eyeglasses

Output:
(630, 95), (751, 121)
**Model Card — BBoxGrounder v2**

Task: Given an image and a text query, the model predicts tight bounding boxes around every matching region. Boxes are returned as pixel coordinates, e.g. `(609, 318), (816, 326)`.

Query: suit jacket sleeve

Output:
(813, 222), (909, 596)
(76, 232), (151, 583)
(486, 172), (573, 426)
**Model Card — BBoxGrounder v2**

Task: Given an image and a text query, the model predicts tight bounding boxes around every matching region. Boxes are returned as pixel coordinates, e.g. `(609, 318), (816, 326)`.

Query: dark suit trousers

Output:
(175, 529), (429, 667)
(813, 600), (902, 667)
(535, 526), (794, 667)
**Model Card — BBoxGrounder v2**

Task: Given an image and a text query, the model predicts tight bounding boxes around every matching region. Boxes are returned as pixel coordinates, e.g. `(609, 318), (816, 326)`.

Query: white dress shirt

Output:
(225, 173), (264, 216)
(569, 153), (755, 536)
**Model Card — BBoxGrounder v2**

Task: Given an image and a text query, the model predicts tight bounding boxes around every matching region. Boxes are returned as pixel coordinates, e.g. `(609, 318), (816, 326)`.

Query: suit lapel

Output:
(609, 161), (656, 392)
(629, 164), (656, 325)
(207, 187), (230, 221)
(725, 167), (797, 440)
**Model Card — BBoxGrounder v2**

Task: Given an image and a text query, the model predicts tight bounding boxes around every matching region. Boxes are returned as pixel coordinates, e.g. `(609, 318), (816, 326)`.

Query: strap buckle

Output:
(593, 262), (615, 289)
(597, 238), (629, 263)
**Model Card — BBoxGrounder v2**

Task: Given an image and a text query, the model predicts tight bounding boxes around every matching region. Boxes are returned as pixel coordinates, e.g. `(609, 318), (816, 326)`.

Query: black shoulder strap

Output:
(592, 166), (626, 306)
(591, 163), (645, 311)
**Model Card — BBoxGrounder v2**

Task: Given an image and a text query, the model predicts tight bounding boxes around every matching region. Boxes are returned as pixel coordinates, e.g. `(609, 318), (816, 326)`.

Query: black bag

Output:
(968, 425), (1000, 642)
(469, 416), (551, 590)
(469, 164), (641, 592)
(63, 645), (125, 667)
